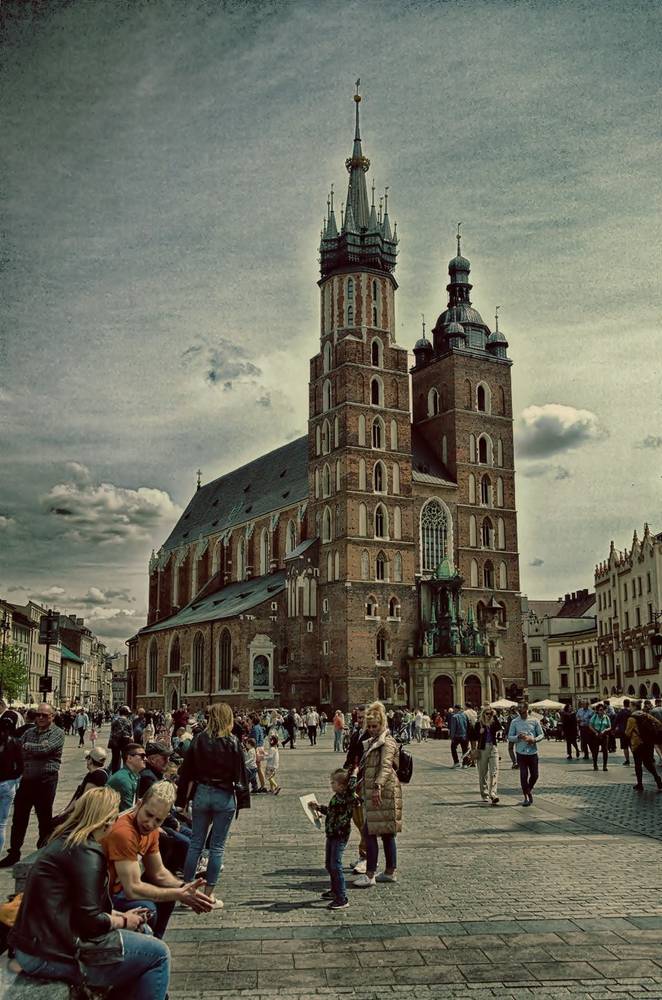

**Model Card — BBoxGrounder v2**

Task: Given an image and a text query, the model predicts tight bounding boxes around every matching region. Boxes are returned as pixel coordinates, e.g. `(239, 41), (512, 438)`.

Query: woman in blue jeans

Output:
(10, 786), (169, 1000)
(177, 702), (249, 908)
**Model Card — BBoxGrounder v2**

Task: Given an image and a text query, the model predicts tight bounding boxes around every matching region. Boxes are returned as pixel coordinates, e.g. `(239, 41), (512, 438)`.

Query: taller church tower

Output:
(307, 86), (415, 708)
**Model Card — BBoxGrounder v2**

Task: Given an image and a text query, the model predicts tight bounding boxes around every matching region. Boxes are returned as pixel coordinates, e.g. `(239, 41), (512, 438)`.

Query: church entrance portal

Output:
(464, 674), (482, 707)
(170, 688), (179, 711)
(433, 675), (453, 711)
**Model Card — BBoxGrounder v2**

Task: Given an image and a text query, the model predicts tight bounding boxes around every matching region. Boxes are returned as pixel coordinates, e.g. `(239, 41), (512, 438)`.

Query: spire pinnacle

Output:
(421, 314), (427, 340)
(354, 78), (361, 139)
(456, 221), (462, 257)
(196, 469), (202, 491)
(495, 305), (500, 332)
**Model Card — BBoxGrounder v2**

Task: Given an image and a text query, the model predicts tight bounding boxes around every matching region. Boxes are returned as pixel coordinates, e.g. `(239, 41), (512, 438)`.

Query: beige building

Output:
(595, 524), (662, 701)
(522, 590), (597, 705)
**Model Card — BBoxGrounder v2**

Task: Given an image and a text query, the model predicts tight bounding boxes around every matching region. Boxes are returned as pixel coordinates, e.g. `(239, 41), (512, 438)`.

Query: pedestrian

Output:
(265, 734), (281, 794)
(177, 703), (250, 908)
(507, 703), (544, 806)
(576, 700), (592, 759)
(0, 714), (23, 857)
(448, 704), (469, 768)
(0, 702), (65, 866)
(626, 709), (662, 792)
(242, 738), (259, 792)
(107, 742), (147, 811)
(343, 704), (369, 874)
(333, 710), (345, 752)
(588, 703), (611, 772)
(74, 708), (89, 748)
(309, 768), (358, 910)
(10, 786), (171, 1000)
(319, 711), (328, 735)
(306, 707), (320, 746)
(613, 699), (632, 766)
(108, 706), (134, 774)
(282, 709), (297, 749)
(644, 699), (662, 764)
(560, 703), (580, 760)
(353, 701), (402, 888)
(470, 706), (500, 805)
(421, 712), (431, 741)
(413, 709), (423, 743)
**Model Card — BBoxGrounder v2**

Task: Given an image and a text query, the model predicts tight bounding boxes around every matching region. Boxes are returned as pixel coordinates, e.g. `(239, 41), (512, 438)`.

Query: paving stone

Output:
(392, 964), (465, 984)
(459, 963), (537, 982)
(527, 961), (604, 980)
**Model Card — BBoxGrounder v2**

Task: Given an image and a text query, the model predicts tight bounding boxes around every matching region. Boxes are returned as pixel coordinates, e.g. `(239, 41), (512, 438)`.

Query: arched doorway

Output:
(170, 687), (178, 711)
(464, 674), (482, 708)
(433, 675), (453, 711)
(652, 682), (660, 698)
(639, 684), (648, 698)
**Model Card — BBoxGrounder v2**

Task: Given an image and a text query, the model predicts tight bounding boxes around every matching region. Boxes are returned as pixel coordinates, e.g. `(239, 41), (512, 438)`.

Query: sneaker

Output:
(511, 763), (518, 770)
(375, 872), (397, 883)
(481, 796), (489, 803)
(622, 761), (630, 766)
(633, 784), (644, 791)
(522, 799), (531, 807)
(320, 890), (335, 899)
(274, 787), (281, 795)
(206, 894), (224, 909)
(327, 899), (349, 909)
(0, 854), (19, 869)
(603, 766), (608, 772)
(453, 763), (461, 769)
(352, 859), (367, 874)
(593, 764), (598, 771)
(490, 796), (500, 805)
(566, 755), (572, 760)
(353, 873), (376, 888)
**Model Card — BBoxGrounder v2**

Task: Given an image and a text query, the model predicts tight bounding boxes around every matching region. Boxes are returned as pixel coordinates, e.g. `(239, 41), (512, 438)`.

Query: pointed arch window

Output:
(286, 519), (297, 556)
(442, 434), (448, 465)
(393, 505), (402, 540)
(392, 463), (400, 494)
(499, 386), (507, 416)
(372, 417), (384, 449)
(347, 277), (354, 300)
(477, 383), (490, 413)
(498, 561), (508, 589)
(480, 474), (491, 506)
(366, 595), (378, 617)
(465, 379), (472, 408)
(314, 468), (320, 499)
(321, 419), (330, 454)
(497, 518), (505, 549)
(218, 629), (232, 691)
(169, 635), (181, 673)
(370, 377), (383, 406)
(469, 515), (477, 547)
(236, 537), (246, 581)
(483, 560), (495, 589)
(334, 416), (339, 448)
(323, 341), (332, 373)
(358, 458), (366, 491)
(496, 477), (504, 507)
(470, 559), (479, 588)
(389, 596), (400, 619)
(376, 551), (388, 581)
(335, 459), (341, 491)
(371, 338), (382, 367)
(421, 499), (448, 572)
(327, 551), (333, 582)
(192, 633), (204, 691)
(468, 473), (476, 505)
(259, 527), (270, 575)
(376, 630), (387, 661)
(378, 675), (387, 699)
(322, 379), (331, 412)
(358, 503), (367, 537)
(148, 641), (158, 693)
(358, 413), (366, 447)
(322, 464), (331, 498)
(469, 434), (476, 463)
(315, 425), (321, 456)
(497, 438), (504, 468)
(393, 551), (403, 582)
(375, 503), (388, 539)
(334, 550), (340, 580)
(478, 435), (491, 465)
(322, 506), (333, 543)
(373, 461), (386, 493)
(481, 517), (493, 549)
(390, 419), (398, 450)
(361, 549), (370, 580)
(372, 279), (379, 327)
(427, 388), (439, 416)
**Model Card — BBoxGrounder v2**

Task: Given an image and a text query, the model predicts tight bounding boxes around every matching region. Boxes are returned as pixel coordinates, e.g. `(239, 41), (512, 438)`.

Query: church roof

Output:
(411, 426), (455, 485)
(141, 571), (287, 634)
(162, 437), (309, 554)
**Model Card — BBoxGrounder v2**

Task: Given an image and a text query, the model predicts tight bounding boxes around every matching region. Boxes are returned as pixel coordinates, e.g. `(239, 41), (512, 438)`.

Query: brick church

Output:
(131, 89), (523, 715)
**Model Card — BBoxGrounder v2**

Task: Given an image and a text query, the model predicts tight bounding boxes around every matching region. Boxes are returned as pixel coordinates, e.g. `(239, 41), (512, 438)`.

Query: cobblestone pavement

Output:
(2, 729), (662, 999)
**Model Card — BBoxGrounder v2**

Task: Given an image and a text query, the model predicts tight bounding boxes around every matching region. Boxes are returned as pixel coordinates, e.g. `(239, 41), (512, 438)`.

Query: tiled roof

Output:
(285, 538), (317, 561)
(526, 600), (563, 620)
(411, 427), (455, 485)
(162, 437), (309, 554)
(558, 591), (596, 618)
(140, 571), (287, 635)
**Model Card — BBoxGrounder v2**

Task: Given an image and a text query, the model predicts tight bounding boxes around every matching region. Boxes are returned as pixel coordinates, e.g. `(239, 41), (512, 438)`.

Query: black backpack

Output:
(394, 746), (413, 784)
(636, 713), (662, 747)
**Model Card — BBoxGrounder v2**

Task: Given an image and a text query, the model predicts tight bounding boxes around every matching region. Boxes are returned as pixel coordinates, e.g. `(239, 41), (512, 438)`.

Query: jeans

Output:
(590, 732), (609, 768)
(450, 737), (468, 764)
(183, 783), (235, 888)
(333, 729), (343, 752)
(77, 726), (86, 747)
(363, 824), (397, 874)
(325, 836), (348, 903)
(579, 725), (590, 757)
(308, 725), (317, 746)
(352, 802), (366, 859)
(282, 730), (296, 748)
(14, 931), (170, 1000)
(110, 745), (123, 773)
(565, 735), (579, 757)
(517, 752), (539, 796)
(0, 778), (19, 856)
(10, 775), (58, 854)
(112, 888), (172, 940)
(246, 765), (258, 791)
(477, 746), (498, 799)
(633, 745), (662, 788)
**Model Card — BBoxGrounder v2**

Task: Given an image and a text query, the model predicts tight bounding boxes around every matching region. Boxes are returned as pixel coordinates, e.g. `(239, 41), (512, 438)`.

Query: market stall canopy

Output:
(529, 699), (565, 710)
(489, 699), (518, 709)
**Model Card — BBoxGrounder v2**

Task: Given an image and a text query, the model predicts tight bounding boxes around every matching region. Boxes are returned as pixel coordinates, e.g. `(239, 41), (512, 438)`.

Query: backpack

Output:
(636, 713), (662, 747)
(394, 746), (413, 784)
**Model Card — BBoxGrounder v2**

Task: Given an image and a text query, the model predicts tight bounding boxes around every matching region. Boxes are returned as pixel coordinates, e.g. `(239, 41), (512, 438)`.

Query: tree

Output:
(0, 643), (28, 702)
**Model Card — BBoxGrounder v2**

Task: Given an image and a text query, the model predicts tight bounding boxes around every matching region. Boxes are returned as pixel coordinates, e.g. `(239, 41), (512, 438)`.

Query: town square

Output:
(1, 0), (661, 997)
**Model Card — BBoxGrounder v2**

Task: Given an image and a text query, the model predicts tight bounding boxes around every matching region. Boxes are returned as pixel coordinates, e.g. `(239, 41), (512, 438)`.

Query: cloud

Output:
(520, 463), (571, 481)
(636, 435), (662, 450)
(41, 471), (182, 546)
(256, 393), (271, 408)
(529, 558), (545, 567)
(0, 515), (17, 531)
(517, 404), (608, 459)
(182, 337), (261, 389)
(83, 608), (144, 640)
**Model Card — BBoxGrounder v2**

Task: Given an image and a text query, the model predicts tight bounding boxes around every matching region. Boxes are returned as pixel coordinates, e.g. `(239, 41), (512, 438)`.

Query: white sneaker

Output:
(453, 763), (461, 768)
(352, 859), (367, 874)
(375, 872), (397, 883)
(353, 873), (376, 887)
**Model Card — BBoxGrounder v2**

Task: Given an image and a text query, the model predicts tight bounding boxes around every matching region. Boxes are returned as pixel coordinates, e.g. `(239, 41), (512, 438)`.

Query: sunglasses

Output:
(130, 752), (147, 758)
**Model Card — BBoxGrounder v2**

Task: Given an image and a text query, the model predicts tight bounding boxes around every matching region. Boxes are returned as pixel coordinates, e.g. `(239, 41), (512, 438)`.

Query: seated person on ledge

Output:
(102, 779), (214, 939)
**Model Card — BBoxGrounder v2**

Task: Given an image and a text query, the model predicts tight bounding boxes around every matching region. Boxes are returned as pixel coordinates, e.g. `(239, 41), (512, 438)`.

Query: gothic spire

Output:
(344, 79), (371, 231)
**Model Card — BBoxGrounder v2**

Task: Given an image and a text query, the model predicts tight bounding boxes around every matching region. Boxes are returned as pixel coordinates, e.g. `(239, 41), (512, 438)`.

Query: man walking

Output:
(576, 700), (592, 759)
(306, 707), (320, 746)
(613, 699), (632, 766)
(448, 705), (469, 768)
(626, 707), (662, 792)
(560, 703), (580, 759)
(0, 703), (64, 866)
(508, 703), (544, 806)
(74, 707), (89, 747)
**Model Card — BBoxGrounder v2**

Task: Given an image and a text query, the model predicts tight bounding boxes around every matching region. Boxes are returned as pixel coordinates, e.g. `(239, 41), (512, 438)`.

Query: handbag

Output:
(76, 928), (124, 967)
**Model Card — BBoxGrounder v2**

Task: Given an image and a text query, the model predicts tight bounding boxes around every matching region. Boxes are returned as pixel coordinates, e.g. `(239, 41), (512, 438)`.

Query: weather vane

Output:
(456, 221), (462, 256)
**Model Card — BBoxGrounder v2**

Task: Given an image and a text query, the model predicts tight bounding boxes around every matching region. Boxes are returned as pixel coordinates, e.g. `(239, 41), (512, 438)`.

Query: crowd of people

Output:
(0, 693), (660, 995)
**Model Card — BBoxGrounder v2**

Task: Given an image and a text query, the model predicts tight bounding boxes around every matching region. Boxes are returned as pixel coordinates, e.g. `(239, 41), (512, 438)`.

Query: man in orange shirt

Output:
(103, 780), (212, 938)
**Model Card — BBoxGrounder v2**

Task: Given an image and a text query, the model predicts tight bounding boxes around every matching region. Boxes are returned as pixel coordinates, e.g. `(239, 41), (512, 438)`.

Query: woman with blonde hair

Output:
(469, 706), (501, 805)
(354, 700), (402, 888)
(177, 702), (249, 907)
(10, 786), (170, 999)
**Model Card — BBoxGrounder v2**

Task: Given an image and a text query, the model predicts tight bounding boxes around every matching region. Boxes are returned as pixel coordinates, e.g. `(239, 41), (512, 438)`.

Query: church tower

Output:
(307, 85), (415, 709)
(411, 230), (523, 693)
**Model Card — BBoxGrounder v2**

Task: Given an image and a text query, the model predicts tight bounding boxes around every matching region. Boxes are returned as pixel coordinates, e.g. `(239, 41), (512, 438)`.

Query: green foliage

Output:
(0, 643), (28, 701)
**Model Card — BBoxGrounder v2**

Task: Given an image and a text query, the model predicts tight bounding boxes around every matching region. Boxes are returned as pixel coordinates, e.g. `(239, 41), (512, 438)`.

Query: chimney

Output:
(565, 593), (570, 602)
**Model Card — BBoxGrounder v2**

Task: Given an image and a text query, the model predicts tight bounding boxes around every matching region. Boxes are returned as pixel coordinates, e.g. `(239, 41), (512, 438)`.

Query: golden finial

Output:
(354, 78), (361, 103)
(456, 221), (462, 256)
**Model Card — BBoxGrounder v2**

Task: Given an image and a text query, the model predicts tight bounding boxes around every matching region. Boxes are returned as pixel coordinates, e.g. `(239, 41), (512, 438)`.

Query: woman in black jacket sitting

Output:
(10, 786), (170, 1000)
(177, 702), (248, 908)
(469, 707), (501, 805)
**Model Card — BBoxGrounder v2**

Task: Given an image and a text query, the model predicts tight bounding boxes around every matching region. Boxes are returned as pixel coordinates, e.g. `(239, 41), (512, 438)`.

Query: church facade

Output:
(131, 91), (523, 715)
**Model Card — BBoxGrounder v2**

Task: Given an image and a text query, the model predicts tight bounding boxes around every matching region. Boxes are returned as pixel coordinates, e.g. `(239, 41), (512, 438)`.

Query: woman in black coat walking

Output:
(561, 704), (580, 759)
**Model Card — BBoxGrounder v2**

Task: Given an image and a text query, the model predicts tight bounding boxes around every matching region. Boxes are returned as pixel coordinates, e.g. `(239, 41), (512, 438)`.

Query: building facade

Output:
(522, 590), (597, 705)
(595, 524), (662, 701)
(133, 92), (523, 714)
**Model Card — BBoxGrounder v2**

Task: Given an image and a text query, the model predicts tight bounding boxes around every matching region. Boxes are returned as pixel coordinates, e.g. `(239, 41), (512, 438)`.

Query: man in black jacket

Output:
(139, 741), (191, 876)
(343, 704), (369, 874)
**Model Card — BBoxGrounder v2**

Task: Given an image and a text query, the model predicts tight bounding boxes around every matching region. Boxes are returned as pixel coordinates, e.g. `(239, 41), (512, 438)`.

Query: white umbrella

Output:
(489, 698), (518, 709)
(529, 699), (565, 710)
(591, 695), (639, 709)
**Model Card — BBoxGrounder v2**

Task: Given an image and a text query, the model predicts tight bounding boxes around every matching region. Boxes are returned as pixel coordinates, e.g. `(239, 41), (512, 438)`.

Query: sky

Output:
(1, 0), (661, 651)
